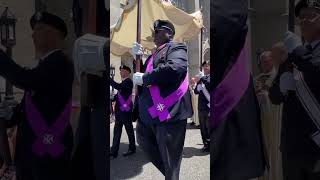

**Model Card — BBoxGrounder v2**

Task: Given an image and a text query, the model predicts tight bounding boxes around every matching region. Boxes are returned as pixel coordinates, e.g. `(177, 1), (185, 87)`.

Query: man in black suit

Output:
(132, 19), (193, 180)
(194, 61), (210, 152)
(0, 11), (74, 180)
(269, 1), (320, 179)
(110, 65), (136, 158)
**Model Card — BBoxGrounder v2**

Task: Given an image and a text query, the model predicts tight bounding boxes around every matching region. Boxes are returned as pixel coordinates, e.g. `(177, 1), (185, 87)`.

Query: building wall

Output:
(0, 0), (35, 100)
(200, 0), (210, 40)
(249, 0), (288, 75)
(110, 0), (122, 83)
(185, 0), (201, 78)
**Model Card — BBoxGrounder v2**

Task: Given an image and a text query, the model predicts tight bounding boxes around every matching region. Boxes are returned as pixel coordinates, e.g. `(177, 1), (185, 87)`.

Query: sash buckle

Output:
(42, 133), (54, 145)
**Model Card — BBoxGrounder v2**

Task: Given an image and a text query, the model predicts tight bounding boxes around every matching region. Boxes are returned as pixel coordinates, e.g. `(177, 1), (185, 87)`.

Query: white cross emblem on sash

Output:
(43, 134), (54, 145)
(156, 103), (165, 112)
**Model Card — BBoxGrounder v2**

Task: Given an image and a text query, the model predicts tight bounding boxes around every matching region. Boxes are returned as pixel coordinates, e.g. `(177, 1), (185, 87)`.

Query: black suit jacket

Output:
(110, 78), (133, 121)
(136, 42), (193, 125)
(269, 44), (320, 157)
(194, 75), (210, 112)
(0, 49), (74, 164)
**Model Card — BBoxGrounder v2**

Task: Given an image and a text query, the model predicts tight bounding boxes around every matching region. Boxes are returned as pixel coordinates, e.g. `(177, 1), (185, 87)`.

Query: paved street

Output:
(110, 119), (210, 180)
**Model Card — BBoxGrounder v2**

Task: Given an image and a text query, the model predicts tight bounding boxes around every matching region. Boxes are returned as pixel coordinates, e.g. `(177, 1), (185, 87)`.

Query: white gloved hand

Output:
(196, 71), (204, 79)
(133, 72), (144, 86)
(283, 31), (302, 53)
(131, 42), (144, 58)
(280, 72), (296, 94)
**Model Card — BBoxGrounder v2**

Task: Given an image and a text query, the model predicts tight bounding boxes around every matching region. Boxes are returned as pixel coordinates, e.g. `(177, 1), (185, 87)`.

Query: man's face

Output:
(32, 23), (62, 51)
(153, 28), (172, 47)
(298, 7), (320, 42)
(120, 69), (130, 78)
(202, 64), (210, 75)
(260, 53), (274, 73)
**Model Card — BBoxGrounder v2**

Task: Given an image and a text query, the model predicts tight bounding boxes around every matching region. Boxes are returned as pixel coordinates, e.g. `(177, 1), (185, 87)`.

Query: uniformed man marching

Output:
(194, 61), (210, 152)
(109, 65), (136, 158)
(132, 20), (193, 180)
(269, 1), (320, 179)
(0, 12), (74, 180)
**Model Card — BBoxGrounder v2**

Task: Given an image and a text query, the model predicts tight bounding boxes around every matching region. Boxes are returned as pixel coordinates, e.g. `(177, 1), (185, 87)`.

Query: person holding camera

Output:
(194, 61), (210, 152)
(269, 1), (320, 179)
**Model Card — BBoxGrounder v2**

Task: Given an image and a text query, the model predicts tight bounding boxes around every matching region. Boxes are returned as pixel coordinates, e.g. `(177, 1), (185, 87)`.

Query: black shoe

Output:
(110, 153), (118, 159)
(202, 146), (209, 152)
(190, 122), (195, 126)
(122, 149), (136, 157)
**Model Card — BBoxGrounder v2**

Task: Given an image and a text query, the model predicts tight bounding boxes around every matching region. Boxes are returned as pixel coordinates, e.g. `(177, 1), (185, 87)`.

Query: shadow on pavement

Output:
(182, 146), (210, 158)
(110, 143), (150, 180)
(186, 123), (200, 130)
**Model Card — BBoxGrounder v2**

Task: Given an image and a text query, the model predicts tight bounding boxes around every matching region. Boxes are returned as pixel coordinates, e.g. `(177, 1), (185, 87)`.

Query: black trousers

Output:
(136, 119), (187, 180)
(282, 153), (320, 180)
(198, 110), (210, 147)
(16, 158), (71, 180)
(15, 144), (72, 180)
(111, 116), (136, 155)
(15, 125), (73, 180)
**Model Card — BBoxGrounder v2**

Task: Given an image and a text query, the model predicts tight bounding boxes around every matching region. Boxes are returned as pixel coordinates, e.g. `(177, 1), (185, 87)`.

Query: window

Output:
(171, 0), (187, 12)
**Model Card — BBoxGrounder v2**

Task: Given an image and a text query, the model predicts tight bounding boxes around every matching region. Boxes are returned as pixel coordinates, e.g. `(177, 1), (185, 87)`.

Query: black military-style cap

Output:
(154, 19), (175, 35)
(119, 65), (131, 73)
(295, 0), (320, 17)
(30, 11), (68, 38)
(201, 60), (210, 67)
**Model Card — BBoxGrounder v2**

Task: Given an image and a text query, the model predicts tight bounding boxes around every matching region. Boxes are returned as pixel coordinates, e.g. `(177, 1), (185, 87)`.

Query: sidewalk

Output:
(110, 119), (210, 180)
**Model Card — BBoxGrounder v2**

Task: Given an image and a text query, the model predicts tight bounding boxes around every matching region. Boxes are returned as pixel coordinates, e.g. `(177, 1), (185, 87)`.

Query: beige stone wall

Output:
(110, 53), (122, 84)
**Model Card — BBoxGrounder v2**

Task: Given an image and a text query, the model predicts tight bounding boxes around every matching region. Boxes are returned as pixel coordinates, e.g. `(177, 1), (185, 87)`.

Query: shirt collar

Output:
(311, 40), (320, 49)
(305, 39), (320, 49)
(39, 49), (62, 61)
(122, 77), (129, 81)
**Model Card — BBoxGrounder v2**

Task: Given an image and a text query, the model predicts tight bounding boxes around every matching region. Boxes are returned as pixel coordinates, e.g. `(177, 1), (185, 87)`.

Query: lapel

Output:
(153, 46), (168, 68)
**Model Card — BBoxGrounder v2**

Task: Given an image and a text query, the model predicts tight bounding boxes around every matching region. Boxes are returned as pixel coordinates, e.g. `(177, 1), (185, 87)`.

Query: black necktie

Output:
(306, 44), (313, 51)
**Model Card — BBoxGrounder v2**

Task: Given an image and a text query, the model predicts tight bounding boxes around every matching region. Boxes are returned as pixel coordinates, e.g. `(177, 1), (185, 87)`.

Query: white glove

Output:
(280, 72), (296, 94)
(283, 31), (302, 53)
(133, 72), (144, 86)
(131, 42), (144, 58)
(196, 71), (204, 79)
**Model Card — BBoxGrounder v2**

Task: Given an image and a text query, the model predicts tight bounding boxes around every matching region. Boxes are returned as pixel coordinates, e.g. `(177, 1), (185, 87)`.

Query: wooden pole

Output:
(200, 27), (203, 71)
(288, 0), (295, 32)
(200, 7), (203, 71)
(135, 0), (142, 73)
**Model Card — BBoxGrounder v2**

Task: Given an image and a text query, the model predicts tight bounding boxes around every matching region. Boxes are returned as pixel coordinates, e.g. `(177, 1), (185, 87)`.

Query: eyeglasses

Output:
(298, 12), (320, 24)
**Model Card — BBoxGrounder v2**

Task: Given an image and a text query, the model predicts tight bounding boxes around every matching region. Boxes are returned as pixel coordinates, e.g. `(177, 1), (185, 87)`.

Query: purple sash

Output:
(146, 45), (189, 122)
(25, 93), (71, 158)
(118, 93), (132, 112)
(211, 49), (250, 128)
